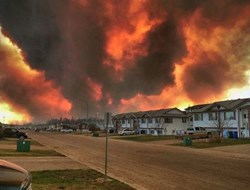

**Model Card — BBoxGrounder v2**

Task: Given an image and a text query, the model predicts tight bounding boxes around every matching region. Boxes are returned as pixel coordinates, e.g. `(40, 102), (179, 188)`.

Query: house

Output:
(113, 108), (187, 135)
(186, 98), (250, 138)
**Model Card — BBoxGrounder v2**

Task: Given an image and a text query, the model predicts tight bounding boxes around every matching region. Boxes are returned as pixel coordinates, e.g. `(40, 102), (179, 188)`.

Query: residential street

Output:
(29, 132), (250, 190)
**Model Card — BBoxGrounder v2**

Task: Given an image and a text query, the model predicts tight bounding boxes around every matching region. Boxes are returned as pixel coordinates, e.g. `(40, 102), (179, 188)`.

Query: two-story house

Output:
(113, 108), (187, 135)
(186, 98), (250, 138)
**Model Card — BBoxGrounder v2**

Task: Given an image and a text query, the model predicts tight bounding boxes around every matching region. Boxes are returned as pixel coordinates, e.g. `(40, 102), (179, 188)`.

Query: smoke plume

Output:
(0, 0), (250, 122)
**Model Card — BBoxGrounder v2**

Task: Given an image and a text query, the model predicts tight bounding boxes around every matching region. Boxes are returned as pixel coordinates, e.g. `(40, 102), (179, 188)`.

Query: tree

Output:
(214, 105), (235, 143)
(0, 124), (3, 139)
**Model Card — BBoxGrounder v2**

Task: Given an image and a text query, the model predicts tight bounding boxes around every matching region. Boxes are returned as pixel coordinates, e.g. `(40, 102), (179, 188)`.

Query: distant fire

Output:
(0, 27), (71, 123)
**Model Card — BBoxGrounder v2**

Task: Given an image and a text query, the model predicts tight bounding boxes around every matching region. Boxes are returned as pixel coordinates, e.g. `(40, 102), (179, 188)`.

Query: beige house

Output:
(113, 108), (187, 135)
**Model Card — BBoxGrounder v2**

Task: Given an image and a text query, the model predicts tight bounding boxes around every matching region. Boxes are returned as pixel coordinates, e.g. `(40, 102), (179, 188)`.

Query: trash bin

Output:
(17, 140), (31, 152)
(228, 131), (233, 138)
(183, 137), (192, 146)
(232, 131), (238, 139)
(92, 132), (99, 137)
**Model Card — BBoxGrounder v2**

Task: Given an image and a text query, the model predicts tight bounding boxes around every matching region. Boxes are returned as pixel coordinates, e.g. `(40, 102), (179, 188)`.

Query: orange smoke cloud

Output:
(1, 0), (250, 119)
(118, 3), (250, 112)
(86, 77), (103, 102)
(103, 0), (166, 79)
(178, 5), (250, 104)
(0, 27), (71, 123)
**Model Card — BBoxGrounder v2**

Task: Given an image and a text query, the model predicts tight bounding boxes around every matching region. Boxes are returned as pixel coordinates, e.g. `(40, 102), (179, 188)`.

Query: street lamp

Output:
(84, 100), (89, 120)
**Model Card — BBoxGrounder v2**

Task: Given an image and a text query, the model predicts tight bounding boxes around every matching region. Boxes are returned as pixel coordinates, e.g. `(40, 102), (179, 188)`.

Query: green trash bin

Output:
(183, 137), (192, 146)
(17, 140), (31, 152)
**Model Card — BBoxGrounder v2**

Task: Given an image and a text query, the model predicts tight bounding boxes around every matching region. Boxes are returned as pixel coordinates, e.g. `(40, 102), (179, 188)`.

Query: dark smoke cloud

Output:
(0, 0), (250, 120)
(182, 52), (230, 102)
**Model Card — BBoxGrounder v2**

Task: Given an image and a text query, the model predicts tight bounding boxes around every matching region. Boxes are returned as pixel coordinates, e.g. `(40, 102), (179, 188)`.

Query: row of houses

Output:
(112, 98), (250, 138)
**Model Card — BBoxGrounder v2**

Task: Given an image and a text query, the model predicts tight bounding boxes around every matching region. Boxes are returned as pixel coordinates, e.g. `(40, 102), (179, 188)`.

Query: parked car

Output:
(118, 128), (136, 136)
(0, 159), (32, 190)
(60, 128), (73, 133)
(3, 128), (28, 140)
(180, 127), (213, 139)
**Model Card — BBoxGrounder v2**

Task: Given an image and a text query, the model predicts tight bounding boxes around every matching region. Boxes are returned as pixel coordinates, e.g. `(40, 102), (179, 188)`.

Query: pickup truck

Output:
(179, 127), (213, 139)
(2, 128), (28, 140)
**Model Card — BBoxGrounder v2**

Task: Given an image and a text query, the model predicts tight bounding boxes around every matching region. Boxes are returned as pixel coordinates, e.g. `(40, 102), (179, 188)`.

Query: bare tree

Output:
(214, 105), (235, 143)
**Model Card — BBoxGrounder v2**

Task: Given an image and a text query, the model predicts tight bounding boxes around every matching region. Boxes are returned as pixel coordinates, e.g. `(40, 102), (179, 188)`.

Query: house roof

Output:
(186, 98), (250, 113)
(113, 107), (186, 119)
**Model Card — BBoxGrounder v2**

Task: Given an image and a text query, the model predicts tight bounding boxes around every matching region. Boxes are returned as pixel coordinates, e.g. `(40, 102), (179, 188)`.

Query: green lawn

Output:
(31, 169), (134, 190)
(112, 135), (175, 142)
(177, 138), (250, 148)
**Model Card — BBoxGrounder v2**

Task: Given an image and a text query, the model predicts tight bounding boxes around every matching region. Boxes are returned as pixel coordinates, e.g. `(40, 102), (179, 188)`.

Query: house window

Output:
(155, 118), (160, 123)
(224, 111), (236, 120)
(164, 117), (173, 123)
(148, 118), (153, 123)
(194, 113), (203, 121)
(209, 112), (217, 120)
(122, 119), (125, 124)
(189, 117), (193, 122)
(244, 113), (248, 119)
(157, 130), (163, 135)
(141, 118), (146, 123)
(182, 118), (187, 123)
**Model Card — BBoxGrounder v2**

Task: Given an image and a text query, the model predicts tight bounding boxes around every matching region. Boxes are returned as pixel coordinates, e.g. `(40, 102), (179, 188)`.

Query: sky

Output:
(0, 0), (250, 124)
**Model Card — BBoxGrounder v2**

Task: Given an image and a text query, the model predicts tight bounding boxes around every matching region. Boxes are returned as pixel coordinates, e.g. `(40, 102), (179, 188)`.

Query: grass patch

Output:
(0, 149), (64, 157)
(112, 135), (175, 142)
(31, 169), (135, 190)
(176, 138), (250, 148)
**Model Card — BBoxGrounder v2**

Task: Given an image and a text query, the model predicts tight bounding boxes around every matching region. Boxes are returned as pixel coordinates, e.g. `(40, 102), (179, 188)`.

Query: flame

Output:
(0, 27), (72, 123)
(0, 102), (31, 124)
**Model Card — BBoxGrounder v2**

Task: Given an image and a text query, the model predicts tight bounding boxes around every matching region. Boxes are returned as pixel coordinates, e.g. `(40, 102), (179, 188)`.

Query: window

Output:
(122, 119), (125, 124)
(148, 118), (153, 123)
(244, 114), (248, 119)
(224, 111), (236, 120)
(182, 118), (187, 123)
(155, 118), (160, 123)
(209, 112), (217, 120)
(141, 118), (146, 123)
(157, 130), (163, 135)
(194, 113), (203, 121)
(164, 117), (173, 123)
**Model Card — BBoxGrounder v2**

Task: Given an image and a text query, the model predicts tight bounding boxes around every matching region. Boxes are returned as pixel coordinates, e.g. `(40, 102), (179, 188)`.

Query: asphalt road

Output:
(30, 132), (250, 190)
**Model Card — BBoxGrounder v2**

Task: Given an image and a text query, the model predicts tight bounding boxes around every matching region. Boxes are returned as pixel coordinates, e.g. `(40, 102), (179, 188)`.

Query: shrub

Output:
(0, 124), (3, 139)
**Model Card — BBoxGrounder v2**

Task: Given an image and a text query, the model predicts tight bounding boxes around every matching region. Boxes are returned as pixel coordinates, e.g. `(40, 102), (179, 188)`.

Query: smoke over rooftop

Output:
(0, 0), (250, 123)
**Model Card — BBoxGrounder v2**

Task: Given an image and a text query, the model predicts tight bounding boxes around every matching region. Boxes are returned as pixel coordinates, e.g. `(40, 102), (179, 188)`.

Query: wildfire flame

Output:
(0, 27), (71, 123)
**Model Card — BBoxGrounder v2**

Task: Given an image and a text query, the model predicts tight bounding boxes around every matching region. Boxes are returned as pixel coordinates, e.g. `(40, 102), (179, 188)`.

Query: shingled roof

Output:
(113, 108), (186, 119)
(186, 98), (250, 113)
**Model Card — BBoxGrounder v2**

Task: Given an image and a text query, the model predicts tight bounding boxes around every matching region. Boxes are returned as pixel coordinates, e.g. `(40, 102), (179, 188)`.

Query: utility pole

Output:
(84, 100), (89, 120)
(104, 112), (111, 182)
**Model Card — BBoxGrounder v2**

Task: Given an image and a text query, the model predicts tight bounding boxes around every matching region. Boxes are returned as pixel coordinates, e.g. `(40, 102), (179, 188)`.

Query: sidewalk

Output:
(0, 156), (86, 171)
(0, 139), (86, 171)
